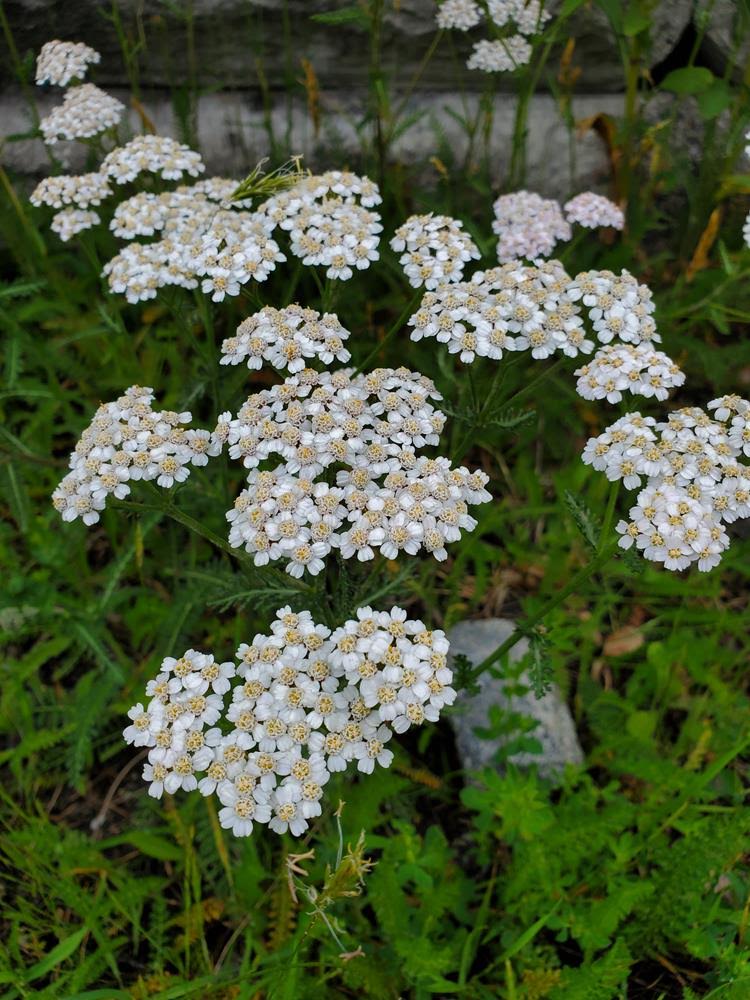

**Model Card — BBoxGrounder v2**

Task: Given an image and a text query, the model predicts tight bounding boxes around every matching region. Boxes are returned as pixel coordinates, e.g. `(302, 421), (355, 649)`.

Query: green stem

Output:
(466, 541), (620, 683)
(500, 355), (566, 410)
(599, 480), (620, 553)
(354, 290), (423, 374)
(387, 29), (443, 143)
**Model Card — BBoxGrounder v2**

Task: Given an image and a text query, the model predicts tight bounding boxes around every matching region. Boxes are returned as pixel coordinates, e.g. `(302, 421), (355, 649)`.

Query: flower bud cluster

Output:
(124, 606), (456, 837)
(564, 192), (624, 230)
(492, 191), (572, 262)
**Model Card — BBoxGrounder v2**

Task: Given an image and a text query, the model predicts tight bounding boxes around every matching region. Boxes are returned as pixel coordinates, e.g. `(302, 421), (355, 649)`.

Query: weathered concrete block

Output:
(1, 0), (693, 93)
(448, 618), (584, 780)
(0, 87), (624, 197)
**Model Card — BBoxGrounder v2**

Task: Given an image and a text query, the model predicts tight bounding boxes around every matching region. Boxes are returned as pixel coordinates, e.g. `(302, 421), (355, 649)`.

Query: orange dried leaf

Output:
(603, 626), (644, 657)
(686, 207), (723, 282)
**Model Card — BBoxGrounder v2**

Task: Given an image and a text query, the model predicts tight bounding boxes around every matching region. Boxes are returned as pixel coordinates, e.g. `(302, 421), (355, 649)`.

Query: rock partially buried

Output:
(448, 618), (584, 780)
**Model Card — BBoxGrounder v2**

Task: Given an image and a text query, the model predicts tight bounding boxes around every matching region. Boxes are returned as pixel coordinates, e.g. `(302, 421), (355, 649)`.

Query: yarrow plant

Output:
(35, 35), (750, 847)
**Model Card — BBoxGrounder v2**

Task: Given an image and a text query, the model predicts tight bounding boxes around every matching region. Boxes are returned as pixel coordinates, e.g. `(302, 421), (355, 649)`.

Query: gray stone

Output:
(448, 618), (584, 780)
(0, 87), (624, 195)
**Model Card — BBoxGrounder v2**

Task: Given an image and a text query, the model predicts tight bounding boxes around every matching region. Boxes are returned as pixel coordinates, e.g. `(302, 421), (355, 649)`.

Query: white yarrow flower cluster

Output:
(566, 269), (658, 345)
(30, 172), (111, 210)
(409, 260), (592, 363)
(575, 343), (685, 404)
(215, 364), (490, 576)
(437, 0), (550, 72)
(104, 170), (380, 303)
(257, 170), (382, 281)
(390, 213), (481, 289)
(467, 36), (533, 72)
(583, 402), (750, 570)
(50, 208), (101, 242)
(125, 606), (456, 836)
(101, 135), (206, 184)
(39, 84), (124, 143)
(220, 305), (352, 373)
(564, 192), (624, 231)
(492, 191), (572, 262)
(35, 40), (101, 86)
(436, 0), (482, 30)
(51, 385), (218, 525)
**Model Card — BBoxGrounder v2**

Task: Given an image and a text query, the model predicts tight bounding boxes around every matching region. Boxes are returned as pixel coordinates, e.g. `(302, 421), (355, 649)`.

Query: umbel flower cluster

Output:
(104, 165), (382, 302)
(35, 39), (101, 87)
(124, 606), (456, 837)
(407, 261), (683, 403)
(582, 397), (750, 571)
(211, 312), (491, 577)
(492, 190), (624, 263)
(436, 0), (551, 72)
(51, 386), (216, 525)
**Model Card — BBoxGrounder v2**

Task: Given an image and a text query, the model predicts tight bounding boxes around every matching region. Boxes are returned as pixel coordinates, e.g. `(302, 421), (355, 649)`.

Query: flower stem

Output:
(465, 541), (620, 684)
(354, 290), (423, 374)
(599, 480), (620, 553)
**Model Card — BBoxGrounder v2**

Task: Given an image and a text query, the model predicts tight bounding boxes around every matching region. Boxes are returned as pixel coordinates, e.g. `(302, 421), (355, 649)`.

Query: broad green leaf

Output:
(661, 66), (715, 95)
(697, 79), (732, 119)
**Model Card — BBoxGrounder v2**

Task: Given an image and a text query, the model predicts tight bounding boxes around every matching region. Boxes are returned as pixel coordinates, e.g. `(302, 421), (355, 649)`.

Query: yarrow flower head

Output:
(101, 135), (206, 184)
(567, 268), (658, 345)
(36, 40), (101, 86)
(492, 191), (571, 262)
(220, 305), (352, 373)
(50, 208), (100, 242)
(215, 362), (490, 576)
(583, 402), (750, 571)
(467, 36), (533, 72)
(408, 260), (591, 363)
(436, 0), (482, 30)
(31, 172), (111, 210)
(564, 192), (624, 231)
(39, 84), (124, 144)
(390, 214), (480, 289)
(51, 386), (218, 525)
(256, 170), (382, 281)
(125, 606), (456, 836)
(574, 343), (685, 404)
